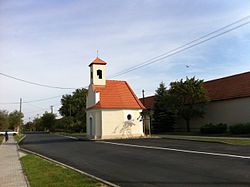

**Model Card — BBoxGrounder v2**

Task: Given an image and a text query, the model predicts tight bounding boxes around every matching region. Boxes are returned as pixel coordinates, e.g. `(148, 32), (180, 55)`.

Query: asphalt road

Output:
(20, 134), (250, 187)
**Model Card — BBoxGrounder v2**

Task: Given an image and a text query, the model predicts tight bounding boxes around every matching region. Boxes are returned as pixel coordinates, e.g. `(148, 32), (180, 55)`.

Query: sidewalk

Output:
(0, 135), (28, 187)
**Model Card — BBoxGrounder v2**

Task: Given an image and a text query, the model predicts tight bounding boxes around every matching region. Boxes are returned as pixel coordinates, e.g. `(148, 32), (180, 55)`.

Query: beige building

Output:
(86, 57), (145, 139)
(141, 72), (250, 131)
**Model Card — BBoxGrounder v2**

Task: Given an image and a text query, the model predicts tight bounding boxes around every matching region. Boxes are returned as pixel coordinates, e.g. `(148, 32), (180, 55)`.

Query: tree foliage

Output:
(40, 112), (56, 132)
(0, 110), (9, 131)
(168, 77), (208, 132)
(59, 88), (88, 132)
(8, 110), (24, 130)
(153, 82), (176, 132)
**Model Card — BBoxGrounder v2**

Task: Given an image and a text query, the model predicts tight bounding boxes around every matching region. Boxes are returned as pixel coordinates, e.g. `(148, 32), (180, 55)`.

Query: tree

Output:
(40, 112), (56, 132)
(168, 77), (208, 132)
(0, 110), (9, 131)
(59, 88), (87, 132)
(153, 82), (176, 132)
(8, 110), (23, 130)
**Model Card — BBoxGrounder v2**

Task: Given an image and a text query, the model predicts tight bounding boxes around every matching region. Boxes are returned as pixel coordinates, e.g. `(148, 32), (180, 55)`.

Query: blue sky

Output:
(1, 0), (250, 122)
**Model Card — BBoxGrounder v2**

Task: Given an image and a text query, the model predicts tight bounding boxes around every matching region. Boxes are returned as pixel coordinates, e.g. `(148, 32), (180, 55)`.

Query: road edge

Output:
(18, 135), (119, 187)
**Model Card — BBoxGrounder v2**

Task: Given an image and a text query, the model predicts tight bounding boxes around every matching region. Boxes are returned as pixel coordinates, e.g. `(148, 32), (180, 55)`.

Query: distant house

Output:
(86, 57), (145, 139)
(140, 72), (250, 131)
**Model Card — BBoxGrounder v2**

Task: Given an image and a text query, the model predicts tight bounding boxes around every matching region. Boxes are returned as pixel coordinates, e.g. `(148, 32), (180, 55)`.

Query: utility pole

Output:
(50, 105), (54, 114)
(142, 89), (145, 105)
(19, 98), (22, 113)
(19, 98), (22, 133)
(142, 90), (145, 135)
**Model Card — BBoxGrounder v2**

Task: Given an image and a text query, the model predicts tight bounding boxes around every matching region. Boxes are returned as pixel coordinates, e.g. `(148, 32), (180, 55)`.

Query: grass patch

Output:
(156, 131), (250, 137)
(14, 134), (24, 142)
(21, 154), (105, 187)
(0, 136), (3, 144)
(189, 138), (250, 145)
(161, 135), (250, 145)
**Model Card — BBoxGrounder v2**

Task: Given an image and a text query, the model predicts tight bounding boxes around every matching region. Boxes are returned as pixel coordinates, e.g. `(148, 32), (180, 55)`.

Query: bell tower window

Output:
(97, 69), (102, 79)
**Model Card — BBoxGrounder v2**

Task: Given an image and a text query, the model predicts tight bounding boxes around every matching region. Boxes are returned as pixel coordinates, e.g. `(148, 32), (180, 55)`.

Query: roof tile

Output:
(88, 80), (145, 109)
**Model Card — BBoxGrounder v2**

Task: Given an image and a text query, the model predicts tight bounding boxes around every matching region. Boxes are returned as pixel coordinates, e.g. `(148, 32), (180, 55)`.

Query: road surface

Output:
(20, 134), (250, 187)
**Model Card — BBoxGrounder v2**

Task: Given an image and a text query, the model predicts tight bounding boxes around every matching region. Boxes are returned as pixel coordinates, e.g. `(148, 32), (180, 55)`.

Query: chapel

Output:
(86, 57), (145, 139)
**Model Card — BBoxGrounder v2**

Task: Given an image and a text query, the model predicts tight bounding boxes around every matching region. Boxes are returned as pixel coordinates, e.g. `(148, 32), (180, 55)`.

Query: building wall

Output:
(86, 86), (98, 108)
(87, 108), (144, 139)
(176, 97), (250, 131)
(101, 109), (144, 139)
(86, 109), (102, 139)
(91, 64), (106, 86)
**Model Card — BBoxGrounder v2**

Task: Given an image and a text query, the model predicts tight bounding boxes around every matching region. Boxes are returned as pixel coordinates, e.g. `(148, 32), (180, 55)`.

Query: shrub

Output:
(200, 123), (227, 134)
(229, 123), (250, 134)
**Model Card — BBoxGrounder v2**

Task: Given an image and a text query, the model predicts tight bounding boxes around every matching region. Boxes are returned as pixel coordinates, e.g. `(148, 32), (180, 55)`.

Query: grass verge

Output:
(161, 135), (250, 145)
(188, 137), (250, 145)
(0, 136), (3, 144)
(21, 154), (105, 187)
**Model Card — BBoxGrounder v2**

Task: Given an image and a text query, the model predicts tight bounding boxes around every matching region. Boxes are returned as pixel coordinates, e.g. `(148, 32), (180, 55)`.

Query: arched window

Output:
(97, 69), (102, 79)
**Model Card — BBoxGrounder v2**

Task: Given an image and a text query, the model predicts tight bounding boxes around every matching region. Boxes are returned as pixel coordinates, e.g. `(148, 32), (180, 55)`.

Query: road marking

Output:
(60, 135), (78, 140)
(98, 141), (250, 160)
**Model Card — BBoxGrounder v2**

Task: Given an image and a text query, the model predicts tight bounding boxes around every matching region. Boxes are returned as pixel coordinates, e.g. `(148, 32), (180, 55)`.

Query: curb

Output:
(15, 135), (31, 187)
(18, 135), (119, 187)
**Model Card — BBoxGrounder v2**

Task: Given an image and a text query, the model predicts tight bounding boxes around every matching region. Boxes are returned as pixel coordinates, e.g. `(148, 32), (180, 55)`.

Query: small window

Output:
(127, 114), (132, 120)
(97, 70), (102, 79)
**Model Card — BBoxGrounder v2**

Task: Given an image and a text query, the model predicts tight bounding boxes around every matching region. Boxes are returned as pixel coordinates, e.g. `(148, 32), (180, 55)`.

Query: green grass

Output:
(189, 138), (250, 145)
(21, 154), (105, 187)
(160, 135), (250, 145)
(155, 131), (250, 138)
(0, 136), (3, 144)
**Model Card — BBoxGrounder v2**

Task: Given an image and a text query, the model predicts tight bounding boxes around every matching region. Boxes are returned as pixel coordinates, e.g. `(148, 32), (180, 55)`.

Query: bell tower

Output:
(89, 57), (107, 86)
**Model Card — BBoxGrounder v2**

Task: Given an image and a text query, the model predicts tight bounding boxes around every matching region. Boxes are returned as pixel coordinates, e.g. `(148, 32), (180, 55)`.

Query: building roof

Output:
(204, 71), (250, 101)
(87, 80), (145, 110)
(140, 95), (155, 109)
(140, 71), (250, 109)
(89, 57), (107, 67)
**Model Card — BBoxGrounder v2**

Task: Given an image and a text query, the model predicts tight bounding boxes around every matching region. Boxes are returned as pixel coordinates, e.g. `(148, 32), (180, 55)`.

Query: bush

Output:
(200, 123), (227, 134)
(229, 123), (250, 134)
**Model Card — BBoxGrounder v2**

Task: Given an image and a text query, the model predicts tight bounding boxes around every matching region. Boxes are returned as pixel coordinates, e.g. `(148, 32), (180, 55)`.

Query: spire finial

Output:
(97, 50), (99, 58)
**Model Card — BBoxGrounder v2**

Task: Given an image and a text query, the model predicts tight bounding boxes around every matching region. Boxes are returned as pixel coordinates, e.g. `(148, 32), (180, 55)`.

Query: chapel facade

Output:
(86, 57), (145, 139)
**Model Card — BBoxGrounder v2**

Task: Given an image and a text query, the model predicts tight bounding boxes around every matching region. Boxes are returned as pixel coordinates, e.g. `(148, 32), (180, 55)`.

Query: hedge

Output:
(229, 123), (250, 134)
(200, 123), (227, 134)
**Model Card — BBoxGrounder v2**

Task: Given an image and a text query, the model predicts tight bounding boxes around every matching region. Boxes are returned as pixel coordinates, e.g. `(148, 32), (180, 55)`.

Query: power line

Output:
(0, 72), (78, 90)
(111, 15), (250, 78)
(0, 95), (62, 105)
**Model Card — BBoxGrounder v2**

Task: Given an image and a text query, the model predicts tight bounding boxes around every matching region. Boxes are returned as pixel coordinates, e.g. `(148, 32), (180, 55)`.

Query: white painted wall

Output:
(101, 109), (144, 139)
(86, 108), (144, 139)
(86, 109), (102, 139)
(90, 64), (106, 86)
(176, 97), (250, 131)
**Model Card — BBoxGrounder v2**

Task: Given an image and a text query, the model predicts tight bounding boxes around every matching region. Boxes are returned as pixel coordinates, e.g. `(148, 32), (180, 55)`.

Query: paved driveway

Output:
(20, 134), (250, 187)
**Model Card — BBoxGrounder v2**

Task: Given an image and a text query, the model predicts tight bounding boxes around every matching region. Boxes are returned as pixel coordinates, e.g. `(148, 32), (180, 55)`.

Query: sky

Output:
(0, 0), (250, 122)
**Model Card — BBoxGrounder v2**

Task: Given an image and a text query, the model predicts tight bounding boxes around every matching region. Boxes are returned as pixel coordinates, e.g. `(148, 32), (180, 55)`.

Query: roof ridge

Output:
(124, 81), (145, 109)
(106, 79), (125, 82)
(205, 71), (250, 83)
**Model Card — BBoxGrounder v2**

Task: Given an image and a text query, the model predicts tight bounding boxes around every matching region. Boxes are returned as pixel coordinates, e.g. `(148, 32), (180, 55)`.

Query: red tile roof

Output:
(89, 57), (107, 67)
(139, 95), (155, 109)
(140, 71), (250, 109)
(204, 71), (250, 101)
(87, 80), (145, 109)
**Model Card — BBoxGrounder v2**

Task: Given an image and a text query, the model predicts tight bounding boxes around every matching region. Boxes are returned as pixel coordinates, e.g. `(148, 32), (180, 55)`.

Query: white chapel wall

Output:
(101, 109), (144, 139)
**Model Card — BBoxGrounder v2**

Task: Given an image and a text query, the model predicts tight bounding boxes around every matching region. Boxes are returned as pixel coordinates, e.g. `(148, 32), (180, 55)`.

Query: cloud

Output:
(1, 0), (250, 121)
